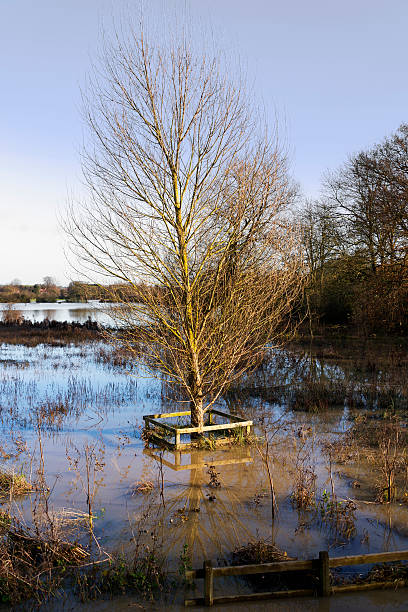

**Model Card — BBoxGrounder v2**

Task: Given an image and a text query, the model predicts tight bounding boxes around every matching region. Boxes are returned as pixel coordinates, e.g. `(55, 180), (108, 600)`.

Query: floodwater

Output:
(1, 339), (408, 610)
(77, 588), (408, 611)
(0, 301), (114, 325)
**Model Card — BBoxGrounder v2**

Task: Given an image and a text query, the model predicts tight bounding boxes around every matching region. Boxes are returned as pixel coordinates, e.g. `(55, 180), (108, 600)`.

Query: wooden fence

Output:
(184, 549), (408, 606)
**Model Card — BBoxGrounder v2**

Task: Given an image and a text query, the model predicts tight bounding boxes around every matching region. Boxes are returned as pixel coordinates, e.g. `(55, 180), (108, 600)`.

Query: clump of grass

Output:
(0, 320), (99, 346)
(317, 490), (357, 540)
(0, 509), (11, 534)
(130, 480), (155, 495)
(290, 427), (317, 510)
(106, 548), (165, 598)
(232, 539), (317, 592)
(363, 562), (408, 584)
(289, 379), (348, 412)
(207, 465), (221, 488)
(233, 539), (291, 565)
(0, 516), (90, 606)
(76, 546), (166, 602)
(178, 543), (192, 586)
(346, 413), (408, 502)
(291, 465), (317, 509)
(1, 304), (24, 324)
(0, 470), (32, 496)
(332, 562), (408, 587)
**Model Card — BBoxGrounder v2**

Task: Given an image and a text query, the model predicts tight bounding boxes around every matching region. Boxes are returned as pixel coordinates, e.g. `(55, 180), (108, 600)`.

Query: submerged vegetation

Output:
(340, 413), (408, 503)
(0, 470), (32, 496)
(0, 336), (408, 606)
(0, 318), (102, 346)
(232, 540), (317, 592)
(233, 539), (291, 565)
(0, 516), (91, 606)
(0, 507), (167, 606)
(230, 336), (408, 415)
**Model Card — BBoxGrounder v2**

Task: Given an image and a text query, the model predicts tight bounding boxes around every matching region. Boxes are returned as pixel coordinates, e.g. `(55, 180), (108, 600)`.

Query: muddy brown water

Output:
(73, 589), (408, 611)
(1, 339), (408, 610)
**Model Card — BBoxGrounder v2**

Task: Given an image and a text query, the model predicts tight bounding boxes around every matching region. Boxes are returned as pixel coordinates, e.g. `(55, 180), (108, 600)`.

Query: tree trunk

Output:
(172, 172), (204, 431)
(190, 396), (204, 430)
(190, 363), (204, 438)
(188, 349), (204, 430)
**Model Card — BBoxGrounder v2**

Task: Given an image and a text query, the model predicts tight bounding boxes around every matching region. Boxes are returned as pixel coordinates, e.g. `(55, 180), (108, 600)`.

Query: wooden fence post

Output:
(319, 550), (330, 596)
(204, 559), (214, 606)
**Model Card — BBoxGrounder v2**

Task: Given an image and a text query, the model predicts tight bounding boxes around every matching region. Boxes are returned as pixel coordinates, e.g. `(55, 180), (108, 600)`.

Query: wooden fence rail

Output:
(184, 549), (408, 606)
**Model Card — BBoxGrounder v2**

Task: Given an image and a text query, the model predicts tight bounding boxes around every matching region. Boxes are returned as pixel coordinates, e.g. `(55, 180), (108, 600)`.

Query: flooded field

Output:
(1, 337), (408, 609)
(0, 302), (114, 326)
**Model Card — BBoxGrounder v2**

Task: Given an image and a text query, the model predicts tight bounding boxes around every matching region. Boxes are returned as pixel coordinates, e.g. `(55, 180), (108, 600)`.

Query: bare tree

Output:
(66, 24), (304, 429)
(298, 199), (344, 331)
(300, 200), (343, 282)
(324, 124), (408, 272)
(43, 276), (57, 289)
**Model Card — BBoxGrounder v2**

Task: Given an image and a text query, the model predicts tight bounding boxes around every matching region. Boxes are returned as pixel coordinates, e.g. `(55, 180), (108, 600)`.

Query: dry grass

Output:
(130, 480), (155, 495)
(291, 465), (317, 509)
(344, 414), (408, 502)
(332, 561), (408, 587)
(0, 470), (33, 496)
(1, 304), (24, 324)
(233, 539), (292, 565)
(232, 539), (317, 592)
(0, 513), (90, 606)
(0, 321), (100, 346)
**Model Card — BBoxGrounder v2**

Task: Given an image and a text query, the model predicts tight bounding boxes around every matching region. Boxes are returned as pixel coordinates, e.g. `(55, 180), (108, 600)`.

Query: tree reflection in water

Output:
(142, 447), (255, 563)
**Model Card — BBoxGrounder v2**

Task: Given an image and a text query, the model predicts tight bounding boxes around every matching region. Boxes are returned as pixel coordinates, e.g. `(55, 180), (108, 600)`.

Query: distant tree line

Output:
(0, 277), (60, 303)
(299, 123), (408, 335)
(0, 279), (162, 304)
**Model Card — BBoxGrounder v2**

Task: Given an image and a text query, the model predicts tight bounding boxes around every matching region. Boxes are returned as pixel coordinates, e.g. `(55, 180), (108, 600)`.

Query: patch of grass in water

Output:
(0, 470), (32, 496)
(0, 514), (90, 606)
(233, 539), (291, 565)
(75, 548), (166, 602)
(232, 539), (318, 592)
(332, 561), (408, 587)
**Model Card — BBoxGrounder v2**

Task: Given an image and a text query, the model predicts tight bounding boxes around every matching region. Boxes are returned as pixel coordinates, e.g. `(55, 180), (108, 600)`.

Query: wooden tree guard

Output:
(185, 549), (408, 606)
(143, 409), (253, 450)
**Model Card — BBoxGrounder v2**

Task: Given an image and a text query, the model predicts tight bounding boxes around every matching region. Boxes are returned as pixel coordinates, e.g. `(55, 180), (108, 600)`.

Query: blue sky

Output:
(1, 0), (407, 284)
